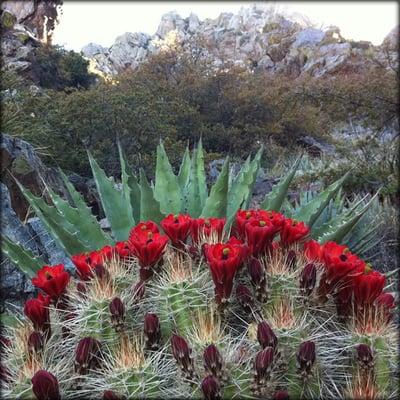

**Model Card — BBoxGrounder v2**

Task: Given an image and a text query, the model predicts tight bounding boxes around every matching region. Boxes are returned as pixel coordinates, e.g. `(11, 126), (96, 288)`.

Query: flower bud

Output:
(299, 263), (317, 297)
(94, 264), (109, 281)
(247, 257), (265, 287)
(76, 282), (87, 298)
(144, 313), (161, 349)
(28, 331), (44, 354)
(257, 321), (278, 350)
(356, 344), (373, 369)
(236, 284), (254, 311)
(109, 297), (125, 331)
(254, 347), (274, 385)
(75, 337), (101, 375)
(103, 390), (125, 400)
(31, 370), (60, 400)
(171, 334), (193, 378)
(203, 344), (223, 377)
(132, 280), (145, 302)
(201, 375), (221, 400)
(273, 390), (289, 400)
(286, 250), (297, 270)
(297, 341), (316, 375)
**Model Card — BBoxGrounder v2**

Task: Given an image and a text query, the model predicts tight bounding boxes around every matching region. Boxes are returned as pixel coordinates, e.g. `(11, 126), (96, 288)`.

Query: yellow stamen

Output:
(364, 264), (373, 274)
(222, 248), (230, 256)
(141, 225), (147, 230)
(259, 220), (266, 227)
(245, 211), (252, 219)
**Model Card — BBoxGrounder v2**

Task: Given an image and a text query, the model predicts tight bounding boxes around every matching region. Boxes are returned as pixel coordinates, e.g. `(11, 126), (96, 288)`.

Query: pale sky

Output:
(52, 1), (398, 51)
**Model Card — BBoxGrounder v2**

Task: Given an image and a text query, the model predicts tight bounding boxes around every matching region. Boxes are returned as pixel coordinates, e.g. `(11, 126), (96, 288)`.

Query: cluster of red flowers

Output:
(304, 240), (395, 318)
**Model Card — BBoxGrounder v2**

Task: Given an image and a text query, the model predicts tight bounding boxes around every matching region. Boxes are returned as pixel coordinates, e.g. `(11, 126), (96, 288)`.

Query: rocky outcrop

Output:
(1, 1), (62, 75)
(82, 4), (396, 78)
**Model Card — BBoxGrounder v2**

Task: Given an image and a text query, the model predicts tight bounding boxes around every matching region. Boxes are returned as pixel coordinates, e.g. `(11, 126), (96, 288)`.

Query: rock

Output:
(0, 9), (16, 29)
(293, 28), (325, 48)
(1, 182), (37, 310)
(82, 4), (386, 79)
(1, 133), (68, 220)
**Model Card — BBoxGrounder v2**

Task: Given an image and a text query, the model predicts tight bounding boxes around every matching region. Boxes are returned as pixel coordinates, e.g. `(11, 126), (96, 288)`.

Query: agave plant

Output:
(1, 140), (397, 399)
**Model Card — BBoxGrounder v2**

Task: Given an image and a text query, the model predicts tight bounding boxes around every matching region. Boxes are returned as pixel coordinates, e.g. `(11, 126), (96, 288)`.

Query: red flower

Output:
(161, 214), (192, 248)
(129, 221), (159, 241)
(322, 242), (365, 287)
(71, 253), (93, 281)
(32, 264), (70, 299)
(204, 240), (246, 303)
(280, 218), (310, 246)
(303, 240), (324, 262)
(190, 217), (225, 244)
(376, 292), (395, 309)
(114, 241), (131, 258)
(98, 245), (114, 261)
(353, 266), (385, 305)
(245, 218), (279, 257)
(24, 293), (51, 332)
(128, 230), (169, 269)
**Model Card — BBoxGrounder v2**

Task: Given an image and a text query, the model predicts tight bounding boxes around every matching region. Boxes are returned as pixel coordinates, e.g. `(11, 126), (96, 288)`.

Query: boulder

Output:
(293, 28), (325, 48)
(296, 135), (336, 156)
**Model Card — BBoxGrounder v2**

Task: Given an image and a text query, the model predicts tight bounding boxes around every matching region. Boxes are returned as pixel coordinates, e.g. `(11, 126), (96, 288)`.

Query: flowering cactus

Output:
(1, 140), (397, 399)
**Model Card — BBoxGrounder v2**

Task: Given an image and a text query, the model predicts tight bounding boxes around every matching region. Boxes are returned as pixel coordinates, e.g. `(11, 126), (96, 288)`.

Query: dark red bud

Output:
(76, 282), (87, 297)
(0, 335), (11, 349)
(75, 337), (101, 375)
(299, 263), (317, 297)
(103, 390), (126, 400)
(273, 390), (289, 400)
(286, 250), (297, 270)
(31, 370), (60, 400)
(201, 375), (221, 400)
(203, 344), (223, 377)
(171, 334), (193, 378)
(109, 297), (125, 331)
(247, 257), (265, 287)
(236, 284), (254, 311)
(257, 321), (278, 350)
(254, 347), (274, 385)
(144, 313), (161, 349)
(132, 280), (146, 302)
(28, 331), (44, 354)
(94, 264), (109, 281)
(356, 344), (373, 369)
(297, 341), (316, 375)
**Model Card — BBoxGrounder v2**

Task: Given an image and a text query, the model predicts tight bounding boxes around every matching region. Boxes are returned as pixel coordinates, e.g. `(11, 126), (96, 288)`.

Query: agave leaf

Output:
(178, 146), (191, 191)
(118, 142), (141, 224)
(183, 148), (202, 217)
(59, 168), (88, 211)
(243, 145), (264, 208)
(294, 172), (349, 228)
(260, 156), (301, 211)
(16, 181), (92, 256)
(201, 157), (230, 218)
(139, 169), (164, 224)
(43, 183), (111, 249)
(317, 193), (379, 244)
(2, 235), (45, 278)
(154, 141), (182, 214)
(196, 138), (208, 210)
(88, 151), (134, 242)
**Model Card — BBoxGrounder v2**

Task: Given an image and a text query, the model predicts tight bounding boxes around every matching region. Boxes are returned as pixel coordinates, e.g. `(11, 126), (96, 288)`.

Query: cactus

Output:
(2, 142), (397, 399)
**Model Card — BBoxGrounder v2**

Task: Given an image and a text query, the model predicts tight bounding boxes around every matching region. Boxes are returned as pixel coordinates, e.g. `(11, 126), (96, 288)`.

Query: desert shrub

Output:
(29, 45), (96, 90)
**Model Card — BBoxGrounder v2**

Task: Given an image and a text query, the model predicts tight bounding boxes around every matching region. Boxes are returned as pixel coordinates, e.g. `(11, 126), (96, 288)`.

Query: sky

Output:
(52, 1), (398, 51)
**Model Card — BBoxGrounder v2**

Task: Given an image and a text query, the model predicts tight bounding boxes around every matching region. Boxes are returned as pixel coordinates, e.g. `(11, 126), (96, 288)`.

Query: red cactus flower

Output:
(235, 209), (259, 238)
(32, 264), (70, 299)
(161, 213), (192, 248)
(304, 240), (324, 262)
(114, 241), (131, 258)
(31, 370), (60, 400)
(24, 293), (51, 332)
(353, 266), (385, 305)
(245, 218), (279, 257)
(99, 245), (114, 261)
(128, 229), (169, 270)
(204, 240), (246, 303)
(129, 221), (159, 241)
(71, 253), (94, 281)
(280, 218), (310, 246)
(190, 217), (225, 244)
